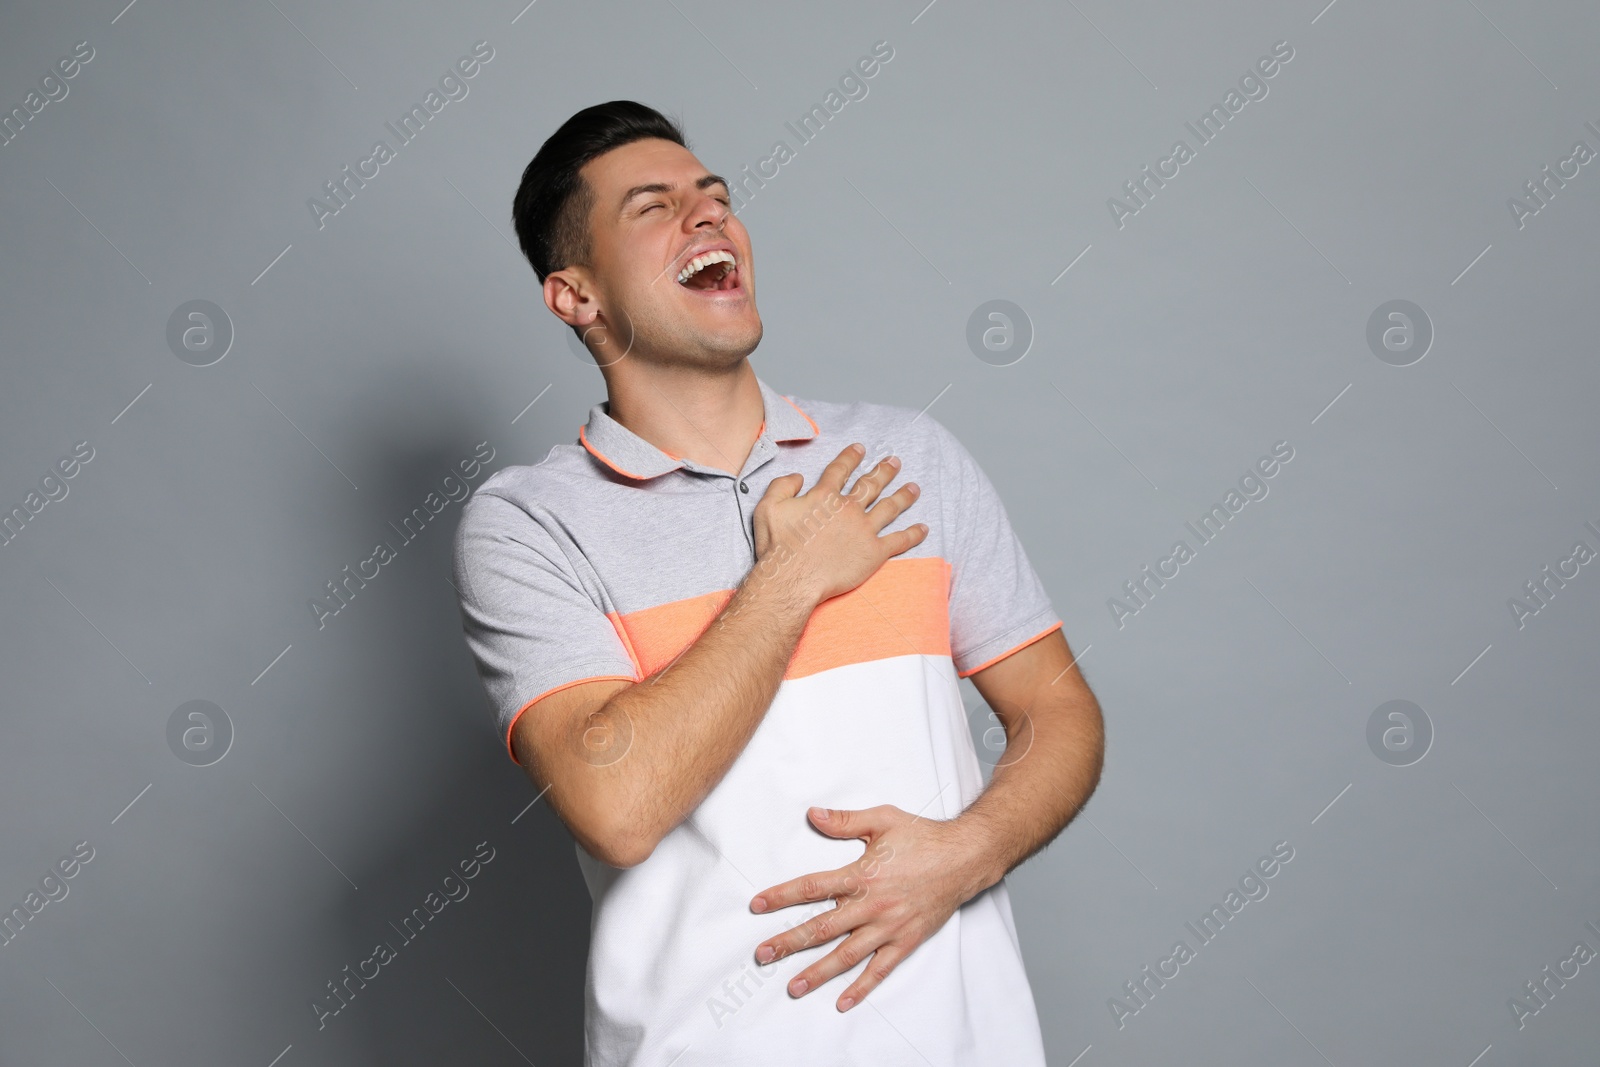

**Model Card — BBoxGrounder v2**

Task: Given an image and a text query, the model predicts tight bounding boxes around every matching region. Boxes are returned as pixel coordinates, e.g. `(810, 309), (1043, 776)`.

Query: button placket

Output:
(734, 437), (776, 556)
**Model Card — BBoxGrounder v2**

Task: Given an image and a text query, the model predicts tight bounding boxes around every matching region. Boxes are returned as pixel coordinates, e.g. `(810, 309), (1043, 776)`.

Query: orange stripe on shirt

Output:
(788, 556), (951, 678)
(616, 556), (953, 681)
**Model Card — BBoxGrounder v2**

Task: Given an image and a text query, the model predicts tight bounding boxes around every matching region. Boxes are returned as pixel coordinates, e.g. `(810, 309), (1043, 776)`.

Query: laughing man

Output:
(452, 100), (1104, 1066)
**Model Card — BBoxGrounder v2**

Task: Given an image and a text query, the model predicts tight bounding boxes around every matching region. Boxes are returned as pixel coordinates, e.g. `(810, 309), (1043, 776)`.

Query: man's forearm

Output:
(941, 687), (1105, 901)
(594, 557), (818, 862)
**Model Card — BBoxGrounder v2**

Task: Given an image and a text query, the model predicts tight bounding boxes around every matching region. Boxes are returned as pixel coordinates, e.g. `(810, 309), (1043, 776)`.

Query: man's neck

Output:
(603, 362), (765, 476)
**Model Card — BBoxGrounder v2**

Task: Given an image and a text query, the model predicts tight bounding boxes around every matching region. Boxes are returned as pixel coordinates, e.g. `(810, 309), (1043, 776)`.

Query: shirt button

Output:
(739, 481), (749, 493)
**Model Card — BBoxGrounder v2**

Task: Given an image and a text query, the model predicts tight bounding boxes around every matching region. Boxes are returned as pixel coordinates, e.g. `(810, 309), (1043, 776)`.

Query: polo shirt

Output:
(451, 374), (1063, 1066)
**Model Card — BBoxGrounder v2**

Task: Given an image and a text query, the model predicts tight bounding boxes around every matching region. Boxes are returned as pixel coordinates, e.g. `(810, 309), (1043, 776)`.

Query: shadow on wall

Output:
(294, 355), (593, 1064)
(330, 753), (592, 1065)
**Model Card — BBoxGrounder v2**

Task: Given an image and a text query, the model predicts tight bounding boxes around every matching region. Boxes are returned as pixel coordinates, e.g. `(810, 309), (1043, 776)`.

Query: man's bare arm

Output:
(513, 443), (927, 868)
(940, 628), (1105, 897)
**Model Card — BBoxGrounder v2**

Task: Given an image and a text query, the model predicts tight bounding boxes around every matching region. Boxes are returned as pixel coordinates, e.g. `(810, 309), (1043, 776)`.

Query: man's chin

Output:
(696, 322), (763, 364)
(618, 304), (762, 366)
(681, 314), (762, 363)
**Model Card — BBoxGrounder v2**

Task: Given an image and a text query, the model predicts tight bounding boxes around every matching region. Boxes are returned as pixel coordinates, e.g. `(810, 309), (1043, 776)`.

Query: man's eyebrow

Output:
(618, 174), (730, 214)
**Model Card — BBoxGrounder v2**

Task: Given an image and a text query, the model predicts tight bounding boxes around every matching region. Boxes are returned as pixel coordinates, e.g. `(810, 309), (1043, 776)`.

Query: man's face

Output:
(548, 137), (761, 370)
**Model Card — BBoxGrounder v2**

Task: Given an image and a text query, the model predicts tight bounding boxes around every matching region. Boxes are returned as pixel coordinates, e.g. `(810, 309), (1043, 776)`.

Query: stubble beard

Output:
(615, 296), (763, 372)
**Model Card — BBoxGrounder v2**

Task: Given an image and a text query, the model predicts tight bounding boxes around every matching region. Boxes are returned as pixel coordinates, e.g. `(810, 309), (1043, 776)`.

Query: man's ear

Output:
(544, 269), (600, 329)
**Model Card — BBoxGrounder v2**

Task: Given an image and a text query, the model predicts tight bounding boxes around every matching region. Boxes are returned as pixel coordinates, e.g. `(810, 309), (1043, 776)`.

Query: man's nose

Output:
(688, 193), (727, 230)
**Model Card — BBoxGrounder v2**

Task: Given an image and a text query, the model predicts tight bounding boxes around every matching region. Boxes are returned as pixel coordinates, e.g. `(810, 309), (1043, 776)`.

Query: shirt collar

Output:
(578, 375), (819, 481)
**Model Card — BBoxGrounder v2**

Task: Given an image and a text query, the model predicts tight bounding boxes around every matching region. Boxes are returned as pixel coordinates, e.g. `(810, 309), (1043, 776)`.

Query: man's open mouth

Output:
(676, 250), (741, 292)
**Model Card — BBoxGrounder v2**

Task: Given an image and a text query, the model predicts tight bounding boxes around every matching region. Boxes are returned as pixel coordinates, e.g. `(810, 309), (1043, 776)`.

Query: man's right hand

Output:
(513, 443), (925, 868)
(751, 442), (926, 606)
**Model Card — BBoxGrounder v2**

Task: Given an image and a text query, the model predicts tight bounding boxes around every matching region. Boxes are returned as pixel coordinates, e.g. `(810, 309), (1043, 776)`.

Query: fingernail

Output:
(757, 945), (775, 963)
(886, 456), (900, 468)
(811, 807), (828, 821)
(838, 997), (854, 1012)
(750, 896), (767, 913)
(790, 978), (808, 996)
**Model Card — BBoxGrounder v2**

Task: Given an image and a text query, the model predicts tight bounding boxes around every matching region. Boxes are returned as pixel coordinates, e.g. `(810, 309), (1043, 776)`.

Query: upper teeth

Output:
(677, 250), (736, 285)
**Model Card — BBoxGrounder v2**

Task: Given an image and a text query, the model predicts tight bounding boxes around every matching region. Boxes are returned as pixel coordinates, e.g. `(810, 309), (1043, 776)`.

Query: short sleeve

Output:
(928, 417), (1063, 677)
(452, 490), (639, 764)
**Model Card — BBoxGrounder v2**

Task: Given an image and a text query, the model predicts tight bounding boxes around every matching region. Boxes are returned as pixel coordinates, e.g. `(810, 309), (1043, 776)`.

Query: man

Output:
(452, 100), (1104, 1065)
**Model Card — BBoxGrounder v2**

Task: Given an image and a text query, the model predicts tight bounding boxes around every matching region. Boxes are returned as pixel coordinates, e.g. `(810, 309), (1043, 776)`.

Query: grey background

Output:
(2, 0), (1596, 1063)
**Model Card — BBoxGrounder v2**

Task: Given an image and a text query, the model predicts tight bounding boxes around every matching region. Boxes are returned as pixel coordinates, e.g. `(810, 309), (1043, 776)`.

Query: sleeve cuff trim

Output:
(956, 617), (1063, 678)
(504, 669), (638, 765)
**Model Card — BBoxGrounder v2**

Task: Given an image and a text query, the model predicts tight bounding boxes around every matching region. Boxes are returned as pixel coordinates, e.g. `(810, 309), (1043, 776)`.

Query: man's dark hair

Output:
(512, 100), (688, 285)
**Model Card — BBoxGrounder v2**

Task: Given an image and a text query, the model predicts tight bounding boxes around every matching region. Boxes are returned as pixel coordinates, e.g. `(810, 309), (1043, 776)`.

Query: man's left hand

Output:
(748, 803), (993, 1013)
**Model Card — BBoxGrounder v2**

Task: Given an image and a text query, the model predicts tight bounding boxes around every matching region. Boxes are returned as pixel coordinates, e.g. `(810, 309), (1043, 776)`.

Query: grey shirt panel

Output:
(922, 412), (1063, 675)
(451, 379), (1062, 758)
(452, 489), (640, 752)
